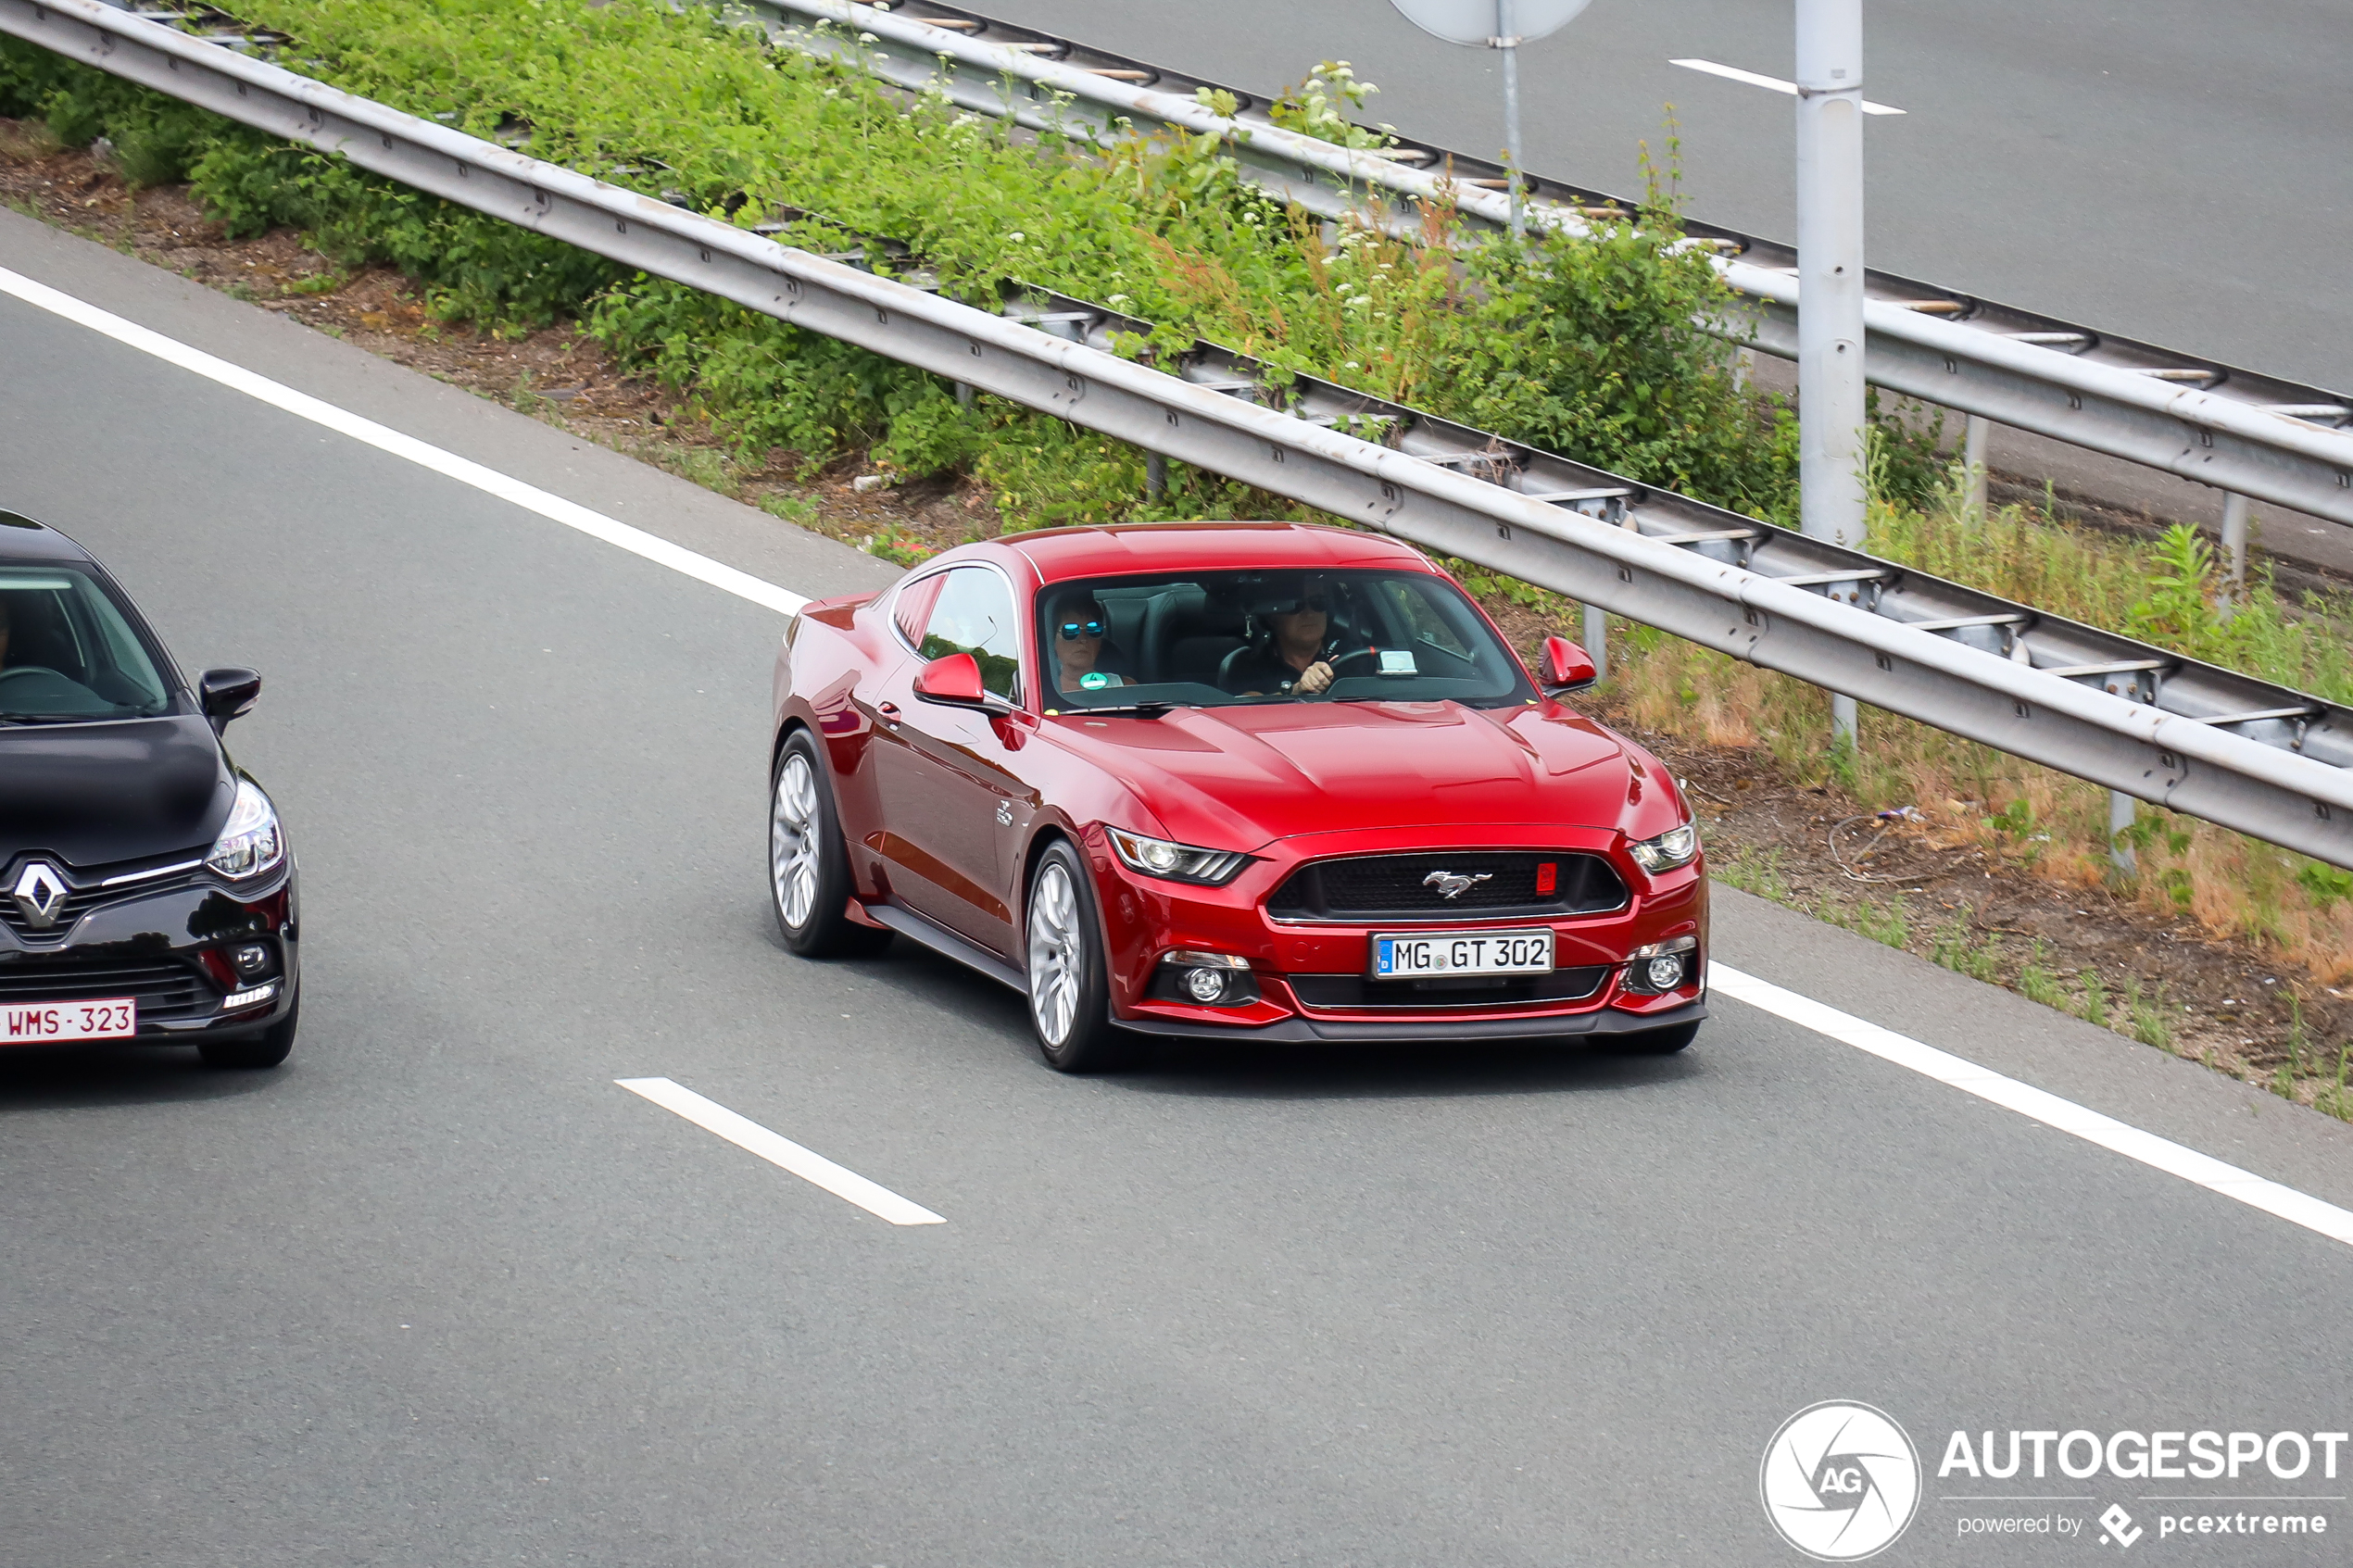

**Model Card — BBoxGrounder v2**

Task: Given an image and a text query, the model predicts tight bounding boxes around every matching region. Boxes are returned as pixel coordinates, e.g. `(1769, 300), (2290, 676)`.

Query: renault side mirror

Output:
(1538, 635), (1597, 694)
(198, 667), (262, 732)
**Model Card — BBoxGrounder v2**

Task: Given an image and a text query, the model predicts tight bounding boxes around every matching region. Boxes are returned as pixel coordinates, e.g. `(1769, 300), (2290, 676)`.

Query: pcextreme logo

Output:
(1761, 1400), (1924, 1561)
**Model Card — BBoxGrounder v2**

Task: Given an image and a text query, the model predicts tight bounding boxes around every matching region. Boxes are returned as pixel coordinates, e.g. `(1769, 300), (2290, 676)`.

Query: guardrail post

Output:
(1962, 411), (1991, 521)
(2108, 789), (2138, 875)
(954, 381), (974, 408)
(1582, 601), (1607, 683)
(2218, 490), (2249, 620)
(1145, 451), (1167, 501)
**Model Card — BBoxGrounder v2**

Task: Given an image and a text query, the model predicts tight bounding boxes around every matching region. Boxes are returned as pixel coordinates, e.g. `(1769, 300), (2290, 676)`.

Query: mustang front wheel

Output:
(1025, 839), (1126, 1072)
(771, 731), (890, 959)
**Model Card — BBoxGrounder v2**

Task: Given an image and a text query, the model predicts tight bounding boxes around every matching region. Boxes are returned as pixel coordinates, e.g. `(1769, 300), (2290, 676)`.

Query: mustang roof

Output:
(997, 522), (1428, 583)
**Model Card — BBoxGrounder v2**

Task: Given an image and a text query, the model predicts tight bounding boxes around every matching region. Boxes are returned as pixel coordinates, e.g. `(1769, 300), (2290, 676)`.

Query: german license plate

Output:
(1373, 930), (1553, 978)
(2, 997), (136, 1044)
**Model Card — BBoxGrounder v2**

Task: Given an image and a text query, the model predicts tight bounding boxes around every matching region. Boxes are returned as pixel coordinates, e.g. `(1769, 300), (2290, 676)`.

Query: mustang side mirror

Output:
(1538, 635), (1597, 694)
(912, 652), (1009, 712)
(198, 667), (262, 732)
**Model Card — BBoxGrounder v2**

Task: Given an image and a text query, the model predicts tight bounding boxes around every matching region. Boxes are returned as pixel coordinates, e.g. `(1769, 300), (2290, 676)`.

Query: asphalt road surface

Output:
(5, 210), (2353, 1566)
(961, 0), (2353, 394)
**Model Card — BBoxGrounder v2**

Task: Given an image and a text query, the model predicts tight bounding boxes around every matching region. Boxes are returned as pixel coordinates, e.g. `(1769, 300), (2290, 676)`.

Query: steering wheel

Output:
(0, 665), (63, 686)
(1296, 646), (1381, 696)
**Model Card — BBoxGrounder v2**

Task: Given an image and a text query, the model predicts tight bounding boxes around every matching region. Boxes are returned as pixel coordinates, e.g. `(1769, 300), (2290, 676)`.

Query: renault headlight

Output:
(1626, 821), (1699, 874)
(1106, 827), (1251, 886)
(206, 779), (285, 880)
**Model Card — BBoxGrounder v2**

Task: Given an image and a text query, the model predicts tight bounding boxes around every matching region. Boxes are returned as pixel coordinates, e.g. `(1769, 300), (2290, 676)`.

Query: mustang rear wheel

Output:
(1025, 840), (1126, 1072)
(771, 731), (890, 959)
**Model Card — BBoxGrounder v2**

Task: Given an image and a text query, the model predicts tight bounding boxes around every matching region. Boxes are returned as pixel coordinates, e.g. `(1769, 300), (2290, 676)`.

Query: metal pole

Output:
(1145, 451), (1167, 501)
(1582, 601), (1607, 684)
(2108, 788), (2138, 875)
(1495, 0), (1524, 237)
(2218, 490), (2249, 620)
(1962, 411), (1991, 521)
(1795, 0), (1868, 747)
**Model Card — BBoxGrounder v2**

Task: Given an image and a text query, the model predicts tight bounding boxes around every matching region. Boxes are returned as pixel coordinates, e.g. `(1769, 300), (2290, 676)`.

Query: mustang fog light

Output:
(231, 943), (271, 977)
(220, 982), (279, 1012)
(1623, 935), (1699, 995)
(1185, 968), (1229, 1002)
(1154, 950), (1258, 1009)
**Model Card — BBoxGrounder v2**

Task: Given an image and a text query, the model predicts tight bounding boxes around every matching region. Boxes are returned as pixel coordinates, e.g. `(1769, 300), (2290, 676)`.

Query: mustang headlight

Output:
(1626, 820), (1699, 874)
(205, 779), (285, 880)
(1106, 827), (1251, 886)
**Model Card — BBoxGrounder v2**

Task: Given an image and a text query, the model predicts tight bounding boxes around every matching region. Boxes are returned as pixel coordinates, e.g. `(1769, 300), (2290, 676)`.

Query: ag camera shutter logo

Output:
(1761, 1400), (1922, 1561)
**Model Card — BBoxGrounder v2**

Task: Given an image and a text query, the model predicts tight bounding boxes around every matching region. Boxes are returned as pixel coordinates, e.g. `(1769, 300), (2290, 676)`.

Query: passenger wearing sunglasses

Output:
(1051, 602), (1131, 694)
(1220, 579), (1343, 696)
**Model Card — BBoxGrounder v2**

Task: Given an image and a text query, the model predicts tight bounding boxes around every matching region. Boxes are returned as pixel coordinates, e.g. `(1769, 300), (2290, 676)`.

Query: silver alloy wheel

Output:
(770, 752), (823, 931)
(1026, 861), (1084, 1047)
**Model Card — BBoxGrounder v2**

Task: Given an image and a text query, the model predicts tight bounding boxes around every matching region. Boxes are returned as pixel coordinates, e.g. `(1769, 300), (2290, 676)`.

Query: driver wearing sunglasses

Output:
(1220, 578), (1344, 696)
(1051, 599), (1130, 694)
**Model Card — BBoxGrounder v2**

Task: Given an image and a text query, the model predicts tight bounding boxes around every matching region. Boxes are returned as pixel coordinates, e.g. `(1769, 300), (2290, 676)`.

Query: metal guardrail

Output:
(746, 0), (2353, 533)
(7, 0), (2352, 870)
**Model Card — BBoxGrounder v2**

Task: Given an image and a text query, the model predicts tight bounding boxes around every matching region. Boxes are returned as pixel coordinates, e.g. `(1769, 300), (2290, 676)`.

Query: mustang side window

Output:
(891, 572), (947, 649)
(1381, 578), (1473, 659)
(919, 568), (1022, 703)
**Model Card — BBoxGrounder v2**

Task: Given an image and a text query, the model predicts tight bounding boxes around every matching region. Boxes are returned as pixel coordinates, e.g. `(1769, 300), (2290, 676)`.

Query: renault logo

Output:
(11, 860), (69, 929)
(1421, 869), (1492, 900)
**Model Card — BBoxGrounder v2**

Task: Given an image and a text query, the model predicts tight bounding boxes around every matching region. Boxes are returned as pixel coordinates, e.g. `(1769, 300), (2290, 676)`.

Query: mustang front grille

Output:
(1267, 852), (1627, 922)
(1285, 967), (1611, 1010)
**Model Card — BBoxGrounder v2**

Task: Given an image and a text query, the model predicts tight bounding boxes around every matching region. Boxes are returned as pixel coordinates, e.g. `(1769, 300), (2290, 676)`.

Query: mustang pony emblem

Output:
(1421, 869), (1492, 900)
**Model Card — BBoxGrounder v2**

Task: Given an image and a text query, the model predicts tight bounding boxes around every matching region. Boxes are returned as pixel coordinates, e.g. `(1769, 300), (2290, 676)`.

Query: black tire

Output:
(198, 991), (297, 1070)
(770, 730), (891, 959)
(1611, 1020), (1700, 1055)
(1022, 838), (1129, 1073)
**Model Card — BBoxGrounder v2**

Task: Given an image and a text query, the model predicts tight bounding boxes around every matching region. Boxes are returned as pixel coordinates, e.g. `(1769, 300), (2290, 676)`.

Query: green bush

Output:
(0, 0), (1808, 502)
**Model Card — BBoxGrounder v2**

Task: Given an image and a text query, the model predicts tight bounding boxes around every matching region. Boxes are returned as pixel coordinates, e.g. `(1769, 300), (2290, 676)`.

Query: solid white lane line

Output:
(0, 266), (806, 617)
(617, 1077), (945, 1225)
(1669, 57), (1907, 116)
(1709, 964), (2353, 1249)
(18, 258), (2350, 1255)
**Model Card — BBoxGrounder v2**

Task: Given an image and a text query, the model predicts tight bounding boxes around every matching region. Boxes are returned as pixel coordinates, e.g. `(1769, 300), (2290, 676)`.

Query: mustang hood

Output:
(1062, 700), (1647, 850)
(0, 715), (233, 868)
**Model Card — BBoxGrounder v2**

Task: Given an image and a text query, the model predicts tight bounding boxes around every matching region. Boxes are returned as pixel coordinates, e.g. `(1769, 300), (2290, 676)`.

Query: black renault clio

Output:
(1, 509), (298, 1068)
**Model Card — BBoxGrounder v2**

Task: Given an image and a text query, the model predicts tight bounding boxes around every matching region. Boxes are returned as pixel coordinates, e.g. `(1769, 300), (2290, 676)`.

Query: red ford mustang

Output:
(769, 522), (1706, 1070)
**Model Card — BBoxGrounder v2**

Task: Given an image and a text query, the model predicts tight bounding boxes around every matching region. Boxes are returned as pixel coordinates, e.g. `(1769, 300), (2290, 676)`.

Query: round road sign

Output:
(1387, 0), (1593, 47)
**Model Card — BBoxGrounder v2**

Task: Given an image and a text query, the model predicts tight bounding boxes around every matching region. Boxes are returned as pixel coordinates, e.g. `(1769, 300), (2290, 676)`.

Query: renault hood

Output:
(0, 715), (234, 868)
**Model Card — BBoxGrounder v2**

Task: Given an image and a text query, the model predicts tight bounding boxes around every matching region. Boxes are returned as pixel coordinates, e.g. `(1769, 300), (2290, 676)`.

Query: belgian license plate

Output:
(1373, 930), (1553, 979)
(2, 997), (137, 1044)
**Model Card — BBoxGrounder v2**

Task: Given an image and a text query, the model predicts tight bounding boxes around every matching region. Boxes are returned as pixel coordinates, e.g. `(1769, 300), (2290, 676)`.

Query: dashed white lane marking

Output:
(1669, 57), (1908, 115)
(618, 1077), (944, 1225)
(14, 260), (2348, 1254)
(1711, 964), (2353, 1249)
(0, 265), (806, 617)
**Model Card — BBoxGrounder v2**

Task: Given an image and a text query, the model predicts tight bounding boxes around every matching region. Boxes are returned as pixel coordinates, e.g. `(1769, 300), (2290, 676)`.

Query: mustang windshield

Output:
(0, 566), (172, 721)
(1037, 568), (1536, 712)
